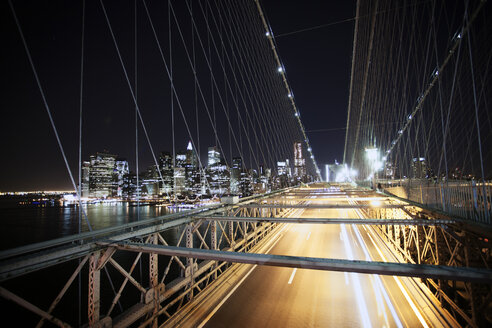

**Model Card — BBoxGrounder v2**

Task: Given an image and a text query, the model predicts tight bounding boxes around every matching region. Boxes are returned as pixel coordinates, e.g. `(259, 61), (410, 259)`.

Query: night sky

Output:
(1, 0), (355, 191)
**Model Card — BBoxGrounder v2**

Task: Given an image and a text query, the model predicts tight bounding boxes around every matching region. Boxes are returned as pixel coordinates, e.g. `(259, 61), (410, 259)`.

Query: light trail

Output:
(287, 268), (297, 284)
(351, 199), (429, 328)
(198, 206), (306, 328)
(364, 227), (430, 328)
(352, 224), (403, 328)
(341, 224), (372, 328)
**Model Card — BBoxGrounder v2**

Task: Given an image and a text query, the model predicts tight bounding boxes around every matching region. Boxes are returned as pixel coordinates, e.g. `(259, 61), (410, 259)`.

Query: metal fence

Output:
(371, 179), (491, 224)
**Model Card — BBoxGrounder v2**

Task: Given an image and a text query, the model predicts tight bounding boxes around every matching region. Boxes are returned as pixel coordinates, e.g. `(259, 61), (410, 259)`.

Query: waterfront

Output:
(0, 198), (191, 326)
(0, 199), (173, 250)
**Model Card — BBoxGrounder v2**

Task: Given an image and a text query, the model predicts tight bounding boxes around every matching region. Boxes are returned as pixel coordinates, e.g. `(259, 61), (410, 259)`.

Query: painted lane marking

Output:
(288, 268), (297, 284)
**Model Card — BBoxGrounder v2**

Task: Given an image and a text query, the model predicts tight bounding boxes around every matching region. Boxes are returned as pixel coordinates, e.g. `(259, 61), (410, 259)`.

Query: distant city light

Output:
(288, 93), (292, 98)
(294, 112), (299, 117)
(277, 66), (283, 73)
(265, 31), (270, 37)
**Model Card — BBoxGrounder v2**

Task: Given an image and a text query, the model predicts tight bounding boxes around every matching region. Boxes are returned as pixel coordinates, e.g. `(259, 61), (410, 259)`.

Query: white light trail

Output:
(288, 268), (297, 284)
(352, 224), (403, 328)
(341, 224), (372, 328)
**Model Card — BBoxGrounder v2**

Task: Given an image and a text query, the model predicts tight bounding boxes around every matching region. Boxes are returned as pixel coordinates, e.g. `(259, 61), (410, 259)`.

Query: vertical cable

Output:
(190, 0), (201, 197)
(343, 0), (361, 165)
(465, 8), (485, 182)
(78, 1), (85, 325)
(135, 0), (140, 219)
(169, 0), (176, 202)
(8, 0), (92, 231)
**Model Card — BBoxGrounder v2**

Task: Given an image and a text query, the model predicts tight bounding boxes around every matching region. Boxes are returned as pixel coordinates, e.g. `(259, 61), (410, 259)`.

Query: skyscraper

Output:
(174, 152), (187, 195)
(294, 142), (306, 178)
(185, 141), (200, 194)
(230, 157), (242, 194)
(412, 157), (429, 179)
(114, 159), (129, 197)
(81, 161), (90, 197)
(208, 146), (221, 167)
(159, 151), (173, 194)
(88, 152), (118, 198)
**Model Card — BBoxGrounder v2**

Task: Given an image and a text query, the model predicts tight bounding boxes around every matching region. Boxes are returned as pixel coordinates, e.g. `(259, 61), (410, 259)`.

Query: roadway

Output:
(201, 188), (441, 327)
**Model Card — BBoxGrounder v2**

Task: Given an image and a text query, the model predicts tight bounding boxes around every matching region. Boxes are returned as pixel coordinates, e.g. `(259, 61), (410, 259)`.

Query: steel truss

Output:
(363, 204), (492, 327)
(1, 188), (491, 327)
(0, 192), (293, 327)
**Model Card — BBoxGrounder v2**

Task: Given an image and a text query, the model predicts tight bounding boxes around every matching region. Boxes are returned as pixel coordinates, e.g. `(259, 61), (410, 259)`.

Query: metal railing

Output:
(375, 179), (492, 224)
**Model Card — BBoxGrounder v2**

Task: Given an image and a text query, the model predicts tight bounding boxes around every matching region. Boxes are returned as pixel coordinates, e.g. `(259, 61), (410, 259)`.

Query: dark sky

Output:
(262, 1), (355, 166)
(0, 0), (355, 191)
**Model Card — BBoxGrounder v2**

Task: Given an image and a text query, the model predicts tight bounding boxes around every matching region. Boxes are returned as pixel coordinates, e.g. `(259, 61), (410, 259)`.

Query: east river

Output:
(0, 197), (193, 325)
(0, 198), (173, 250)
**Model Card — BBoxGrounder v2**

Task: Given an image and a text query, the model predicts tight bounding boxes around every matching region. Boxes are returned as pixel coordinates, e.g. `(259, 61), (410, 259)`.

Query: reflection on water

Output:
(0, 203), (171, 250)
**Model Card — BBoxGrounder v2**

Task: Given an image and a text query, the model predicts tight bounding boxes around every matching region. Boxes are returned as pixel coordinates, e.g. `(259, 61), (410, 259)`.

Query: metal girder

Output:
(0, 217), (193, 282)
(0, 187), (290, 262)
(0, 286), (71, 328)
(88, 252), (101, 325)
(281, 197), (392, 201)
(199, 216), (455, 226)
(239, 204), (403, 209)
(0, 207), (218, 261)
(101, 241), (492, 283)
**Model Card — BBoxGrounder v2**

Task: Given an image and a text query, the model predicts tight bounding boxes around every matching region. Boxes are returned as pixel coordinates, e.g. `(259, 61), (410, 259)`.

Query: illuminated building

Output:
(87, 152), (117, 198)
(174, 152), (187, 195)
(206, 147), (229, 195)
(230, 157), (241, 194)
(81, 161), (90, 197)
(276, 160), (291, 188)
(185, 141), (202, 195)
(114, 159), (129, 197)
(229, 157), (252, 196)
(159, 152), (173, 194)
(277, 160), (290, 176)
(412, 157), (429, 179)
(293, 142), (306, 178)
(208, 146), (221, 167)
(141, 165), (160, 198)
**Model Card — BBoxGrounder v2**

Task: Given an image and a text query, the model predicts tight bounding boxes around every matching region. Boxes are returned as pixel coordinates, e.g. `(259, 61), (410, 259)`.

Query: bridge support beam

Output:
(102, 241), (492, 283)
(88, 252), (101, 326)
(185, 224), (195, 301)
(366, 204), (492, 327)
(149, 234), (159, 328)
